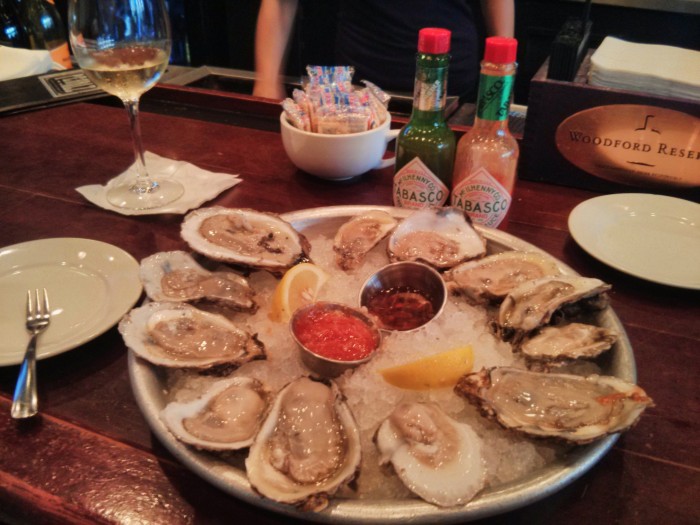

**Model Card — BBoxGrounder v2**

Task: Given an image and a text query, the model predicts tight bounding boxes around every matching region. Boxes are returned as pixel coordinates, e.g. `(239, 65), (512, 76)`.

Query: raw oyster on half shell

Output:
(245, 377), (361, 512)
(520, 323), (618, 365)
(445, 251), (561, 305)
(497, 276), (611, 341)
(375, 402), (486, 507)
(333, 210), (397, 271)
(119, 302), (265, 369)
(181, 207), (311, 273)
(387, 207), (487, 269)
(140, 250), (256, 312)
(161, 377), (269, 450)
(455, 367), (653, 444)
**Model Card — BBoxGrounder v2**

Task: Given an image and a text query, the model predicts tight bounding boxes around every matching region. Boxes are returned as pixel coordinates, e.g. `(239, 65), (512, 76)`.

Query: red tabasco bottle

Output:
(451, 37), (518, 228)
(393, 28), (455, 209)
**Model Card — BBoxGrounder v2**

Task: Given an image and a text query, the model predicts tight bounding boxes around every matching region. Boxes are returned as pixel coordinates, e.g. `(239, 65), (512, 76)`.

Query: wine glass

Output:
(68, 0), (183, 210)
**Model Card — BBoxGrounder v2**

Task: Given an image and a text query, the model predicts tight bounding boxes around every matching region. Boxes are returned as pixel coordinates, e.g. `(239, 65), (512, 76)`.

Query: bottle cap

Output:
(418, 28), (451, 54)
(484, 36), (518, 64)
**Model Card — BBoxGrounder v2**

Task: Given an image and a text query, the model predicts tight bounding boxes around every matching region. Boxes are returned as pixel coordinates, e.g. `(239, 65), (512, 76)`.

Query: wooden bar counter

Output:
(0, 88), (698, 525)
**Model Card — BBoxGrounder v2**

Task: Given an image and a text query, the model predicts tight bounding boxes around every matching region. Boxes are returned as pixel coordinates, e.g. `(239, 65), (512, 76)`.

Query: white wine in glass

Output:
(68, 0), (183, 210)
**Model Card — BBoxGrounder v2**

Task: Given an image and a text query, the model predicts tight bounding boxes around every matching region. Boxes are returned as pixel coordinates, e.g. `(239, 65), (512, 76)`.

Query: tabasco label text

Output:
(393, 157), (449, 209)
(451, 167), (511, 227)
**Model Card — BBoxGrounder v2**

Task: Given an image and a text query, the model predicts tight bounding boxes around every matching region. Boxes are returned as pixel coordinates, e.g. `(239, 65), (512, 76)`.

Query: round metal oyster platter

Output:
(128, 205), (636, 523)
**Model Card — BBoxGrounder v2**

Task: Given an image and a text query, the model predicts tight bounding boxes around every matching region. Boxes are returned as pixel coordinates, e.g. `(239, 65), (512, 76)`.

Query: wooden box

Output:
(520, 53), (700, 200)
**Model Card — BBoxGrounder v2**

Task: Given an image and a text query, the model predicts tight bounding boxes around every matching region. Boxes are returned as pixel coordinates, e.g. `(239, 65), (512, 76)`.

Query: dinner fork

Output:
(11, 288), (51, 419)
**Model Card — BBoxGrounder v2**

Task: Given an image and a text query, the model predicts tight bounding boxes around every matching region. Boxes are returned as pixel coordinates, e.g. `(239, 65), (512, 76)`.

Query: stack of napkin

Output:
(0, 46), (53, 82)
(588, 37), (700, 101)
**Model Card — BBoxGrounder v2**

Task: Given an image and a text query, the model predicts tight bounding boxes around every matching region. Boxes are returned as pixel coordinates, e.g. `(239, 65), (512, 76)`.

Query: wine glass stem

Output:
(124, 98), (157, 194)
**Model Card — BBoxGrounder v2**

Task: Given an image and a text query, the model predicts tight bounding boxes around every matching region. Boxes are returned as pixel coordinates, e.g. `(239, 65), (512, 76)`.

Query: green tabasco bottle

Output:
(451, 37), (519, 228)
(393, 28), (456, 209)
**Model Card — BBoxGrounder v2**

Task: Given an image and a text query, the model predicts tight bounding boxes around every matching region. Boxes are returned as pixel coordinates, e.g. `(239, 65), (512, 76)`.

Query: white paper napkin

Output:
(589, 37), (700, 101)
(0, 46), (54, 82)
(76, 152), (241, 215)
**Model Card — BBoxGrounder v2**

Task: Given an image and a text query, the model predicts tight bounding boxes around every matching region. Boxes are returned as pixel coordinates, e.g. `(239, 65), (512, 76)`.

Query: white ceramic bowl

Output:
(280, 113), (399, 180)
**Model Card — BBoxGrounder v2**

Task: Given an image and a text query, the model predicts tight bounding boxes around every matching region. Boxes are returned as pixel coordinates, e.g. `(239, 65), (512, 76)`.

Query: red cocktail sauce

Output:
(366, 287), (434, 331)
(293, 307), (377, 361)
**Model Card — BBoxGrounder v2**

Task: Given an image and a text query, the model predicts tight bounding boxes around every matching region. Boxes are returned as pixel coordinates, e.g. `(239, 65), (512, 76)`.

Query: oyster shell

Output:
(161, 377), (268, 450)
(455, 367), (653, 444)
(119, 302), (265, 369)
(181, 207), (311, 273)
(333, 210), (398, 271)
(497, 276), (611, 341)
(375, 402), (486, 507)
(445, 251), (561, 305)
(520, 323), (618, 365)
(245, 377), (361, 512)
(140, 250), (256, 312)
(387, 207), (487, 269)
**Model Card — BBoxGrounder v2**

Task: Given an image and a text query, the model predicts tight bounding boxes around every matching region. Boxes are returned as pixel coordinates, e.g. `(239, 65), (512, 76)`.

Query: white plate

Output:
(568, 194), (700, 289)
(129, 205), (637, 523)
(0, 238), (143, 366)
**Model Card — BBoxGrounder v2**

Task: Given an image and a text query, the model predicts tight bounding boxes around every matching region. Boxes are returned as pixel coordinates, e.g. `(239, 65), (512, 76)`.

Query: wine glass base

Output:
(106, 180), (185, 210)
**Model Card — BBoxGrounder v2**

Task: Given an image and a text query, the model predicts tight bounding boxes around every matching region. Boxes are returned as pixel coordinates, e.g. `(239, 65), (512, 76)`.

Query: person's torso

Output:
(335, 0), (478, 97)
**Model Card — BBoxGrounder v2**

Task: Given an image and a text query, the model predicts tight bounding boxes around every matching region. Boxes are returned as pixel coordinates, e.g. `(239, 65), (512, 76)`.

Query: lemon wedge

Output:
(269, 263), (329, 322)
(379, 345), (474, 390)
